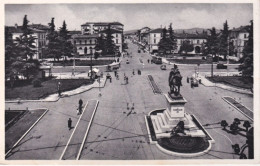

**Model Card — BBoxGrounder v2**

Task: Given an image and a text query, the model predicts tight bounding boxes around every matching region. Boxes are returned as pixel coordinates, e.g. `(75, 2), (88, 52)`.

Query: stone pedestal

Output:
(150, 93), (206, 139)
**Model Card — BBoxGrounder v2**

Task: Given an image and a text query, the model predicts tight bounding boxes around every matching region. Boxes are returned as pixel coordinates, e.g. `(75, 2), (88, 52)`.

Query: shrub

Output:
(32, 79), (42, 87)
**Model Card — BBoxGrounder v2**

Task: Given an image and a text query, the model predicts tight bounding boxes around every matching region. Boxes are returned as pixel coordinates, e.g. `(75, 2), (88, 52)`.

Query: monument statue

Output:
(168, 64), (183, 96)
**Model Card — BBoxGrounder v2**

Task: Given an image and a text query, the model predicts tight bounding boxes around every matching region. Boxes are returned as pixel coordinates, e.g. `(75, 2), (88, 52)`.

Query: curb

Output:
(76, 100), (99, 160)
(222, 96), (253, 121)
(5, 108), (49, 158)
(5, 78), (107, 103)
(59, 101), (89, 160)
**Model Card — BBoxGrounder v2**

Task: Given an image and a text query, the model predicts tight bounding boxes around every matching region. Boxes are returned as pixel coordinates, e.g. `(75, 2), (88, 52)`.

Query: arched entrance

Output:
(84, 47), (88, 55)
(195, 46), (201, 53)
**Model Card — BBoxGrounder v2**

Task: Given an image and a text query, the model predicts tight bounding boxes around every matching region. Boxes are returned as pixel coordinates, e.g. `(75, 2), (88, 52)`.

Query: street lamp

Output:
(89, 47), (93, 81)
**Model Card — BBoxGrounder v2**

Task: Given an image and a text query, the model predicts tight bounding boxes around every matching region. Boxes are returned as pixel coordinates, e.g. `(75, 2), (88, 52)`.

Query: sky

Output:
(5, 3), (253, 31)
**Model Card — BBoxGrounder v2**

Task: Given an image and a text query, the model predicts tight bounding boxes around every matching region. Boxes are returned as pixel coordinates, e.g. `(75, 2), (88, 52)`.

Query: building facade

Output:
(229, 26), (250, 60)
(7, 24), (49, 59)
(147, 28), (207, 54)
(72, 22), (124, 55)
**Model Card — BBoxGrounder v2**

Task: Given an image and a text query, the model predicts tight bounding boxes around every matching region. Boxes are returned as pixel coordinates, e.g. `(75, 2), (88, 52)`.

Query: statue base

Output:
(147, 92), (206, 139)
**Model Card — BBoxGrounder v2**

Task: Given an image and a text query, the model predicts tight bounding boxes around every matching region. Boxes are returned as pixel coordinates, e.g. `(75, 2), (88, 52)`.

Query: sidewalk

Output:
(5, 77), (107, 103)
(197, 73), (253, 95)
(161, 57), (239, 66)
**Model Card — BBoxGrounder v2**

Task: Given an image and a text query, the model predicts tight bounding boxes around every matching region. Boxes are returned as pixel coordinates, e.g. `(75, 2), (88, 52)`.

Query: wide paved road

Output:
(5, 39), (253, 160)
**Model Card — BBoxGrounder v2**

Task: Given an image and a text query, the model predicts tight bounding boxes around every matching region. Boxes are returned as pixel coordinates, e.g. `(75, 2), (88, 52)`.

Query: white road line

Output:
(5, 108), (49, 157)
(212, 128), (233, 145)
(76, 100), (99, 160)
(59, 101), (89, 160)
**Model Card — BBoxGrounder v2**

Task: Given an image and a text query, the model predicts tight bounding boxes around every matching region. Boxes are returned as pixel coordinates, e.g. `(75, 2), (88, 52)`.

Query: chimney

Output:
(15, 23), (18, 29)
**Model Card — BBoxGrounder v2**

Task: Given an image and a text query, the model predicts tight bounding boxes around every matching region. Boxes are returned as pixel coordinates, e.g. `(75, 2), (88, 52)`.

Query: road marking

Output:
(59, 101), (88, 160)
(76, 100), (99, 160)
(5, 108), (49, 158)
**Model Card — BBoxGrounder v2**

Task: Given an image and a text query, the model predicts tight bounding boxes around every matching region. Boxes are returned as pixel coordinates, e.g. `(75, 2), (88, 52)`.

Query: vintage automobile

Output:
(190, 77), (199, 87)
(160, 64), (166, 70)
(216, 63), (228, 69)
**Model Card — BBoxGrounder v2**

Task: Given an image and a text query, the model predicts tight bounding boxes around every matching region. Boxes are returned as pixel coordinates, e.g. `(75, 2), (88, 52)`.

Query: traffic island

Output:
(145, 92), (214, 157)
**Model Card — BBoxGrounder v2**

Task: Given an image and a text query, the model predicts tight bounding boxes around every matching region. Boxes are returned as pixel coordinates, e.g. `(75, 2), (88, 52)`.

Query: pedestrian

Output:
(132, 69), (135, 75)
(78, 99), (83, 114)
(147, 59), (150, 63)
(57, 82), (62, 96)
(68, 118), (72, 130)
(116, 74), (119, 80)
(114, 70), (117, 77)
(126, 76), (128, 84)
(110, 77), (112, 83)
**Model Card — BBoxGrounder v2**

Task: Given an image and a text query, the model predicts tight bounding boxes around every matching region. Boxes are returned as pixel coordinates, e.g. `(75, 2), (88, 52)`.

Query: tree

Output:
(204, 27), (219, 58)
(13, 15), (39, 81)
(168, 23), (177, 51)
(95, 33), (106, 55)
(243, 121), (251, 131)
(179, 40), (194, 55)
(158, 27), (176, 55)
(58, 20), (74, 58)
(46, 18), (61, 61)
(239, 20), (253, 77)
(15, 15), (37, 60)
(104, 24), (117, 55)
(221, 120), (228, 130)
(219, 20), (229, 60)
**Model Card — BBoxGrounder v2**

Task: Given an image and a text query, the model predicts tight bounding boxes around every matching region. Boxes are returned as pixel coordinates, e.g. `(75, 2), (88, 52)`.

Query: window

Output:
(116, 39), (118, 44)
(85, 40), (87, 44)
(154, 34), (156, 37)
(116, 34), (118, 37)
(79, 47), (82, 50)
(79, 40), (82, 44)
(244, 34), (247, 38)
(74, 40), (76, 45)
(154, 39), (156, 44)
(90, 40), (92, 44)
(197, 40), (200, 44)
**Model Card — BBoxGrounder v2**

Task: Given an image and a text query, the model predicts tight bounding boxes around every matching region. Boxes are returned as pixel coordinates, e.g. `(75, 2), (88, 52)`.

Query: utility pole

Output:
(211, 57), (213, 77)
(247, 127), (254, 159)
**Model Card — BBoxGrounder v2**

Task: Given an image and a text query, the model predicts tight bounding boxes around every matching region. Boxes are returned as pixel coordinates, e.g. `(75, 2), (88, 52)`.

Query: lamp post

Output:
(89, 47), (93, 81)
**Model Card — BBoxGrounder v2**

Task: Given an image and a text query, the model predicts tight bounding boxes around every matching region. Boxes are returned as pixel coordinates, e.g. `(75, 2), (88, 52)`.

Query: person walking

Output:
(78, 99), (83, 114)
(114, 70), (117, 77)
(57, 82), (62, 97)
(147, 59), (150, 63)
(132, 69), (135, 75)
(68, 118), (72, 130)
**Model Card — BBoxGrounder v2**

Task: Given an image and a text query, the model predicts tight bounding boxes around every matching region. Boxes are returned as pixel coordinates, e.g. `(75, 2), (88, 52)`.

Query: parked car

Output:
(216, 63), (228, 69)
(160, 64), (166, 70)
(126, 59), (130, 64)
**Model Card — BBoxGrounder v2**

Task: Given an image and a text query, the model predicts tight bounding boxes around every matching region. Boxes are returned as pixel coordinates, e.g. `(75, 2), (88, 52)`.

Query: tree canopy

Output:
(239, 20), (253, 77)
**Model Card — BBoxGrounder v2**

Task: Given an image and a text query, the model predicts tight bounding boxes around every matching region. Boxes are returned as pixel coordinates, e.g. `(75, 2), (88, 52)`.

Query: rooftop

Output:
(72, 33), (99, 39)
(81, 22), (123, 26)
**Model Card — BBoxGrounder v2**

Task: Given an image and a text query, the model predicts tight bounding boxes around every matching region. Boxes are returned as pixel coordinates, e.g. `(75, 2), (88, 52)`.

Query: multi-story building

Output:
(72, 22), (124, 55)
(7, 24), (49, 59)
(147, 28), (207, 54)
(81, 22), (124, 35)
(229, 26), (250, 60)
(175, 33), (207, 54)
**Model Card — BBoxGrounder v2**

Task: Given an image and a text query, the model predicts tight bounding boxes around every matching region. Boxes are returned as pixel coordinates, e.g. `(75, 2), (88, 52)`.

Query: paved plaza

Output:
(5, 40), (253, 160)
